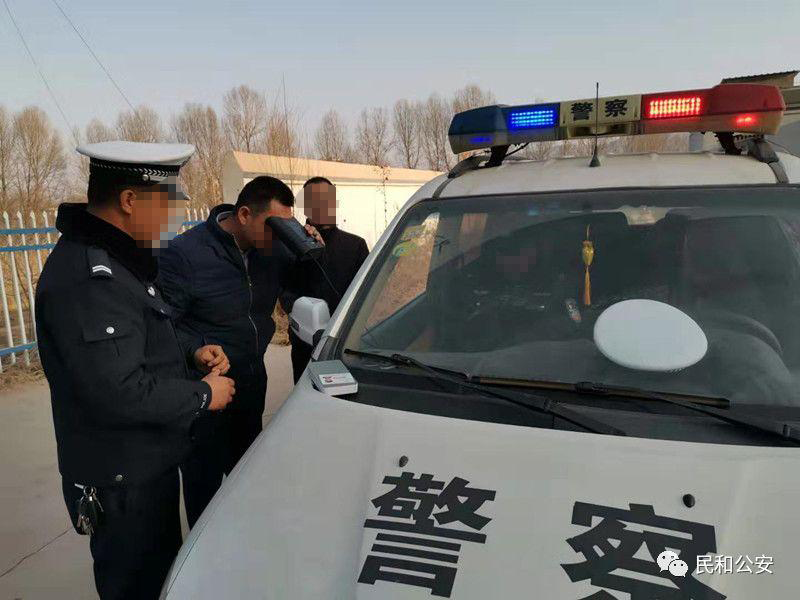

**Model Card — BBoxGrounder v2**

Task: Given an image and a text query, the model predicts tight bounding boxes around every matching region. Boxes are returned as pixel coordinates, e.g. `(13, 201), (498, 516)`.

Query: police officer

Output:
(35, 141), (236, 600)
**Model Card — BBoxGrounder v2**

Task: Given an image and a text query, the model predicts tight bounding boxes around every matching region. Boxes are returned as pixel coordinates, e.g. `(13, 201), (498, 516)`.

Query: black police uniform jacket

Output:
(157, 204), (294, 411)
(35, 204), (211, 487)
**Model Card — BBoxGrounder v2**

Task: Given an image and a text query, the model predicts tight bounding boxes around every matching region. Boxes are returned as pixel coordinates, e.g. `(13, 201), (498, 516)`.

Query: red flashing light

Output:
(645, 94), (704, 119)
(707, 84), (785, 115)
(641, 84), (784, 135)
(735, 114), (757, 126)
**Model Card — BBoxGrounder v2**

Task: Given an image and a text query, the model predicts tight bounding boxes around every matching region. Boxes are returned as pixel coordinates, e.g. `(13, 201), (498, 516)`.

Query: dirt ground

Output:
(0, 344), (294, 600)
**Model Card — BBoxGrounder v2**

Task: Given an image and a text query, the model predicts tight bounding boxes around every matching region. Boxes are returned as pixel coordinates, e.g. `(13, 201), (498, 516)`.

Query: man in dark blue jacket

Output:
(158, 176), (322, 526)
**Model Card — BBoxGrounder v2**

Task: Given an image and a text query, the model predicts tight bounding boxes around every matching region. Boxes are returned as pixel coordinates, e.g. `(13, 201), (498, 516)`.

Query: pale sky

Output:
(1, 0), (798, 142)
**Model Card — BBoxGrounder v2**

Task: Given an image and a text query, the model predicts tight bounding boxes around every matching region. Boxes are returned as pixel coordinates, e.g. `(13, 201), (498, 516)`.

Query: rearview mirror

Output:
(290, 297), (330, 345)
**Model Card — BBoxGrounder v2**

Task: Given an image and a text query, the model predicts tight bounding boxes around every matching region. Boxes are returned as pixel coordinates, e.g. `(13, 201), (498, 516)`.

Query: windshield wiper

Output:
(476, 377), (729, 407)
(573, 381), (800, 445)
(343, 349), (626, 437)
(477, 376), (800, 446)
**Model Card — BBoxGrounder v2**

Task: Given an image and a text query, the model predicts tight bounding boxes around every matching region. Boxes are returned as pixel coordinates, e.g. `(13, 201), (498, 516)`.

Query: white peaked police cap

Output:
(77, 141), (195, 199)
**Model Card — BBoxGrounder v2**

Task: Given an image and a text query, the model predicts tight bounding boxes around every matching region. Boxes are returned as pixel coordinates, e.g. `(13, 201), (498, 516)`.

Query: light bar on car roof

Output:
(448, 83), (786, 154)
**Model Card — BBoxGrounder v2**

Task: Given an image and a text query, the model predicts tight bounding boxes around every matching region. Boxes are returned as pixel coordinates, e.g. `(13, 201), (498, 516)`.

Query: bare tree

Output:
(71, 118), (117, 191)
(265, 93), (303, 158)
(222, 85), (268, 153)
(355, 107), (393, 166)
(519, 141), (556, 162)
(11, 106), (67, 211)
(513, 132), (689, 164)
(171, 103), (227, 205)
(115, 105), (164, 142)
(393, 99), (421, 168)
(85, 118), (115, 143)
(314, 109), (352, 162)
(565, 137), (614, 158)
(448, 85), (498, 163)
(451, 84), (496, 114)
(419, 94), (453, 171)
(612, 133), (688, 154)
(0, 106), (14, 209)
(551, 135), (659, 160)
(266, 112), (297, 157)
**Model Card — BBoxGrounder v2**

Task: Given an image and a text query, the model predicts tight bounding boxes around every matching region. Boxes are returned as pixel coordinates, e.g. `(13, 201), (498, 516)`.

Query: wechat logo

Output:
(657, 550), (689, 577)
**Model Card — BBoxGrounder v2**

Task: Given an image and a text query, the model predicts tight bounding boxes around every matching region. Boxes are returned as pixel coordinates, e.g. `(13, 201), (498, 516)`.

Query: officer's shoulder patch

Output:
(86, 246), (113, 279)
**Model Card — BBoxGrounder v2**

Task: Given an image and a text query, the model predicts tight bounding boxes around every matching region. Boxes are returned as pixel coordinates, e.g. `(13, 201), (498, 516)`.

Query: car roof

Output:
(411, 150), (800, 202)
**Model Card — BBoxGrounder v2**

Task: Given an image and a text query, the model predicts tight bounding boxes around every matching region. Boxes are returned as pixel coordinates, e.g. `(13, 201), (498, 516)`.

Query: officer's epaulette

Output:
(87, 246), (114, 279)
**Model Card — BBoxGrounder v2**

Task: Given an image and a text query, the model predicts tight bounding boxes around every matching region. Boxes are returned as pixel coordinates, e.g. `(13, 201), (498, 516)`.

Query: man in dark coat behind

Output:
(281, 176), (370, 382)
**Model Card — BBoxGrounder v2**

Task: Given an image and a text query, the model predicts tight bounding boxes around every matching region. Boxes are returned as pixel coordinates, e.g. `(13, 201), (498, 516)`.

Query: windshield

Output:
(342, 185), (800, 408)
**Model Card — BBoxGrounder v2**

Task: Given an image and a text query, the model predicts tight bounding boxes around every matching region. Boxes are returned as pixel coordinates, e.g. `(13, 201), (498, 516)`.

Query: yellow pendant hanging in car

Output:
(582, 225), (594, 306)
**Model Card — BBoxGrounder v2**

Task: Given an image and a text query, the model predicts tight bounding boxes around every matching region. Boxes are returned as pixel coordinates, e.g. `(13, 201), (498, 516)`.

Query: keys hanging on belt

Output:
(75, 485), (103, 536)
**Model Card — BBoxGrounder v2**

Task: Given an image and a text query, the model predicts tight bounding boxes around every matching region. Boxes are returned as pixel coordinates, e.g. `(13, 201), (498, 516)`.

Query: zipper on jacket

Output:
(242, 254), (259, 358)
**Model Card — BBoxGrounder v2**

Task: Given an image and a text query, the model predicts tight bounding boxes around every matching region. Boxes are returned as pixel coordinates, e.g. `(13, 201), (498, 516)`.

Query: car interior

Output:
(359, 203), (800, 404)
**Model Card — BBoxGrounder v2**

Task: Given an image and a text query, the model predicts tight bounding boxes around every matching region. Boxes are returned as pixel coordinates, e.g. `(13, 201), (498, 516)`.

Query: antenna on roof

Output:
(281, 73), (297, 187)
(589, 82), (601, 167)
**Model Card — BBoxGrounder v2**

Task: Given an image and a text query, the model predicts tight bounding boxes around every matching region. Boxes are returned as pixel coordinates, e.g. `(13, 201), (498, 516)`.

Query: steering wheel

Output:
(692, 308), (783, 357)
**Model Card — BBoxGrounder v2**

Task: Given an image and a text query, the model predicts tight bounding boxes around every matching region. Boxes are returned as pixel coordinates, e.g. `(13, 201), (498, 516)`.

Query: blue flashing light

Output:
(507, 104), (559, 130)
(470, 135), (493, 144)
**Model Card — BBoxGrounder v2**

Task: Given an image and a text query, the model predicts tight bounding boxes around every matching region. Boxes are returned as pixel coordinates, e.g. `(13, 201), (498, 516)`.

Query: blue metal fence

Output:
(0, 207), (209, 371)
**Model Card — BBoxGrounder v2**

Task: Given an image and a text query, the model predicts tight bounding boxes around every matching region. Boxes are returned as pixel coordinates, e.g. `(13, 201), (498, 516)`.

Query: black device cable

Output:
(304, 218), (342, 300)
(311, 255), (342, 300)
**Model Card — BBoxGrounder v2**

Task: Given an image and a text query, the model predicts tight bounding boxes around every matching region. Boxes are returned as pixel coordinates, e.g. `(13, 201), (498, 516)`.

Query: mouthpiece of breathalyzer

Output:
(265, 216), (324, 262)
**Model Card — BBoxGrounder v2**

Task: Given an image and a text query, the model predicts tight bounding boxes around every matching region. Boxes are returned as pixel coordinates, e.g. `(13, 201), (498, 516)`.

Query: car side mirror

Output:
(290, 297), (330, 345)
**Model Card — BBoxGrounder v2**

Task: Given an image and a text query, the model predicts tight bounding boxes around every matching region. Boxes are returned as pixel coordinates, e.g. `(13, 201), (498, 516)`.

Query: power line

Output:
(2, 0), (77, 143)
(51, 0), (135, 112)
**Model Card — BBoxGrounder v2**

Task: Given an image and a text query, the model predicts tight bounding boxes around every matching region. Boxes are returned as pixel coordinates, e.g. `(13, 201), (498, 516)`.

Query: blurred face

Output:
(304, 182), (336, 225)
(120, 185), (183, 247)
(238, 199), (293, 251)
(496, 244), (539, 281)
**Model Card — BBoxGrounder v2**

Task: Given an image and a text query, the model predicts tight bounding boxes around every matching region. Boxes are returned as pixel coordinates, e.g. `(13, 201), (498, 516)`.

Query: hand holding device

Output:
(266, 216), (325, 261)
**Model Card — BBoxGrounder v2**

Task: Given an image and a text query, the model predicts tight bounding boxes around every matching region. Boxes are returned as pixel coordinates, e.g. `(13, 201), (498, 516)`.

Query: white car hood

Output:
(164, 381), (800, 599)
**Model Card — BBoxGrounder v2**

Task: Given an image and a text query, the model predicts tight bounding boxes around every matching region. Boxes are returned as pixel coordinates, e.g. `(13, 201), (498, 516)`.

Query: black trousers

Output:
(62, 469), (181, 600)
(289, 329), (313, 384)
(181, 373), (267, 527)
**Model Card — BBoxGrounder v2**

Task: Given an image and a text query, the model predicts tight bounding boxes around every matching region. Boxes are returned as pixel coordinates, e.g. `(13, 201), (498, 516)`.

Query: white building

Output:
(222, 152), (441, 249)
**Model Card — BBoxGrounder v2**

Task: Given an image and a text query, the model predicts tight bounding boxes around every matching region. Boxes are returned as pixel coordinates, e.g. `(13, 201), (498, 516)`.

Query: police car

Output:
(163, 82), (800, 599)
